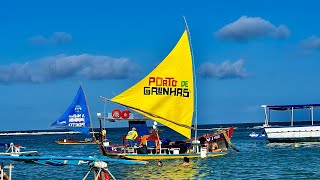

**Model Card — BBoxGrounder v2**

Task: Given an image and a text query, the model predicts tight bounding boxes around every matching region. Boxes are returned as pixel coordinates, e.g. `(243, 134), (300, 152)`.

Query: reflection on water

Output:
(266, 142), (320, 148)
(130, 159), (202, 179)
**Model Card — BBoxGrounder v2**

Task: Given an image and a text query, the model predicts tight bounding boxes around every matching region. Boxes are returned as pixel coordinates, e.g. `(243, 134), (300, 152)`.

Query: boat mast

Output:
(311, 106), (314, 125)
(261, 105), (268, 126)
(183, 17), (198, 146)
(80, 83), (95, 138)
(290, 107), (294, 126)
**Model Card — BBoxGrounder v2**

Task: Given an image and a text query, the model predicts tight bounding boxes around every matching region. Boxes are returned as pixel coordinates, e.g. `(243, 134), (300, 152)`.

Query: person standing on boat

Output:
(126, 127), (138, 147)
(137, 135), (149, 154)
(102, 129), (107, 139)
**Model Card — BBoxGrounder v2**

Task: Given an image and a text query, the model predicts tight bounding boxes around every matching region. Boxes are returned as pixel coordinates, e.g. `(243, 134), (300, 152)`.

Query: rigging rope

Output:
(103, 99), (107, 133)
(82, 167), (93, 180)
(104, 168), (116, 180)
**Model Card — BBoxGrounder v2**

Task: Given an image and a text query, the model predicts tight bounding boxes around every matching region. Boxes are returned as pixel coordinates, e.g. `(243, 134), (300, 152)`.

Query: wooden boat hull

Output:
(99, 127), (235, 160)
(119, 152), (227, 160)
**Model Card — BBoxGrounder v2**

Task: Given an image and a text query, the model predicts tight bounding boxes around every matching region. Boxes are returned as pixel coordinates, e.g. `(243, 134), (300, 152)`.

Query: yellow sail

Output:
(111, 30), (194, 138)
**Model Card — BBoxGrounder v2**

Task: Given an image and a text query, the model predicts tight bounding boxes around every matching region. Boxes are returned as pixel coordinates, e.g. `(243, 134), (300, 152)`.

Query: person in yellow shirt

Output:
(126, 127), (138, 147)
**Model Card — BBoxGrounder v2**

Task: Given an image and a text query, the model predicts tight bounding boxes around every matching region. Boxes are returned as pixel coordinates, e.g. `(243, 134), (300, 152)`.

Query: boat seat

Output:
(127, 147), (136, 154)
(147, 147), (155, 154)
(160, 148), (169, 154)
(169, 148), (180, 154)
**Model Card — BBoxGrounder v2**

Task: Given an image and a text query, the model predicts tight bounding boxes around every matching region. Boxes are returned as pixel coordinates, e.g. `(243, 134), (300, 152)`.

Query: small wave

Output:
(0, 131), (81, 136)
(266, 143), (294, 148)
(296, 142), (320, 148)
(266, 142), (320, 148)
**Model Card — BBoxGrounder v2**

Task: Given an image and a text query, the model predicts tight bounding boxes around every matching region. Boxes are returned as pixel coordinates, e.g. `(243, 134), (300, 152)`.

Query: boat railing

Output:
(126, 147), (136, 154)
(124, 146), (182, 155)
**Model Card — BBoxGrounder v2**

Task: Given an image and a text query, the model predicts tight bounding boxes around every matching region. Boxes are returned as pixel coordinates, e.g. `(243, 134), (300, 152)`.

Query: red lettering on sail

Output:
(149, 77), (155, 86)
(148, 77), (177, 87)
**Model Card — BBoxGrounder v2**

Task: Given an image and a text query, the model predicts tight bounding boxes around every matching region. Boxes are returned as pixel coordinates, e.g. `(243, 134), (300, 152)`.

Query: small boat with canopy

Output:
(262, 104), (320, 142)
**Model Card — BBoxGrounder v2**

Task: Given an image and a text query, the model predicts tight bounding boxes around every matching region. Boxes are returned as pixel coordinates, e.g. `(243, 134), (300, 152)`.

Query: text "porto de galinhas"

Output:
(144, 77), (190, 97)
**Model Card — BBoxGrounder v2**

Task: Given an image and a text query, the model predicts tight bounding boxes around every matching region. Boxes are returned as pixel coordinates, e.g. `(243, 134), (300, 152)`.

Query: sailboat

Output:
(52, 85), (98, 145)
(98, 23), (236, 160)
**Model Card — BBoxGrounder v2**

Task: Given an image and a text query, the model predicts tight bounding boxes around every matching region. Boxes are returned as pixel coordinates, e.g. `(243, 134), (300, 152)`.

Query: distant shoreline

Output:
(1, 121), (318, 135)
(0, 122), (252, 133)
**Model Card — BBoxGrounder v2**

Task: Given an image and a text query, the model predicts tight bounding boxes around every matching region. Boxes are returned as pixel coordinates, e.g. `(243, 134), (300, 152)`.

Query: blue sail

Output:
(51, 86), (91, 134)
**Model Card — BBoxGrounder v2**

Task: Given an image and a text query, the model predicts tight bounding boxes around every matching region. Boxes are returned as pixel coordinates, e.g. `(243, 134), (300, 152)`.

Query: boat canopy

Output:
(262, 104), (320, 126)
(263, 104), (320, 111)
(128, 121), (150, 137)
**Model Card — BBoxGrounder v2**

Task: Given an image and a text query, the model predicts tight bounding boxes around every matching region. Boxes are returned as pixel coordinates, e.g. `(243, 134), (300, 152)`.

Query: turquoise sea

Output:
(0, 123), (319, 180)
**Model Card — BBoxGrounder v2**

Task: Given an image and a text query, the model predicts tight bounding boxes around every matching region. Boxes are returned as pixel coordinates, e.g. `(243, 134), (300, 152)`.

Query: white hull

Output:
(0, 151), (39, 156)
(264, 125), (320, 142)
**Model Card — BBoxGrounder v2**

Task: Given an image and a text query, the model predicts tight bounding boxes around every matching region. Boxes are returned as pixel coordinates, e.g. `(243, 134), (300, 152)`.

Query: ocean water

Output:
(1, 123), (320, 180)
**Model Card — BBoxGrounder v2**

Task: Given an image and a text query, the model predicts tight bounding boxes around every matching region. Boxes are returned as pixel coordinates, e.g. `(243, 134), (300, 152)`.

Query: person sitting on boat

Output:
(126, 127), (138, 147)
(210, 139), (222, 152)
(199, 134), (210, 152)
(180, 157), (190, 166)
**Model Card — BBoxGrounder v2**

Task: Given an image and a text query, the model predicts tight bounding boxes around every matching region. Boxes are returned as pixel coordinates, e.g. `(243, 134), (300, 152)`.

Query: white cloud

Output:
(0, 54), (141, 83)
(215, 16), (290, 42)
(30, 32), (72, 45)
(198, 59), (248, 79)
(301, 36), (320, 50)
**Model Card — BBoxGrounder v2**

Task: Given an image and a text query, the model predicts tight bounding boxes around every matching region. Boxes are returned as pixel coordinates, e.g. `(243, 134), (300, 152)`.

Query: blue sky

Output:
(1, 1), (320, 131)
